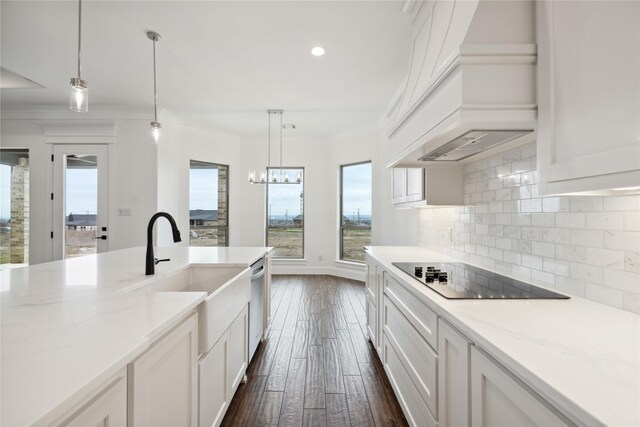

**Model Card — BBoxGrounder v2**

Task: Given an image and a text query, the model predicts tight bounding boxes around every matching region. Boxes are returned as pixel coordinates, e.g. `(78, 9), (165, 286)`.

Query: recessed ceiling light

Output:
(311, 46), (325, 57)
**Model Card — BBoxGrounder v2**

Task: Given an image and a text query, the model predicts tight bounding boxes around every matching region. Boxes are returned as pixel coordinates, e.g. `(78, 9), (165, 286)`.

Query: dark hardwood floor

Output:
(221, 275), (408, 427)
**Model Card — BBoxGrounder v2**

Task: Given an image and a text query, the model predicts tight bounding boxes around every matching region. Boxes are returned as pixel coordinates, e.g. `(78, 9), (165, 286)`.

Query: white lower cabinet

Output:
(366, 295), (377, 349)
(129, 313), (199, 427)
(384, 339), (437, 427)
(438, 319), (472, 427)
(384, 295), (437, 418)
(199, 305), (249, 427)
(59, 371), (127, 427)
(471, 347), (571, 427)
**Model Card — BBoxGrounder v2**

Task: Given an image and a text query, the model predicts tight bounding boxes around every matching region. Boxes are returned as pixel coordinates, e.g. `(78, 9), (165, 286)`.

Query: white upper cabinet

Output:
(392, 165), (462, 207)
(537, 0), (640, 195)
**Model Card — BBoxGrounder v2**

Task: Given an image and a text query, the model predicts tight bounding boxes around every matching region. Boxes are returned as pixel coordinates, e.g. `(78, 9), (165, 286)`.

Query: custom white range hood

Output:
(385, 0), (537, 167)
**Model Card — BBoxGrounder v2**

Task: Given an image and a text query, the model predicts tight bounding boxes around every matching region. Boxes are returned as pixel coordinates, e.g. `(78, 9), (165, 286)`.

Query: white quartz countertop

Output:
(1, 246), (271, 427)
(365, 246), (640, 427)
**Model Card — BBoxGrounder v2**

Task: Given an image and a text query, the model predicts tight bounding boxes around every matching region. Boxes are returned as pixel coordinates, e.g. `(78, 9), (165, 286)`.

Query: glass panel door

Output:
(53, 145), (109, 260)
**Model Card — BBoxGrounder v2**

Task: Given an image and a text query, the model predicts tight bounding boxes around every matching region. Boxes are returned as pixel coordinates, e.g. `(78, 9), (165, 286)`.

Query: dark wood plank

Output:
(330, 303), (347, 330)
(291, 320), (309, 359)
(336, 329), (360, 376)
(344, 375), (375, 427)
(322, 339), (344, 393)
(320, 308), (336, 339)
(253, 328), (282, 376)
(348, 321), (373, 363)
(308, 312), (323, 346)
(325, 394), (350, 427)
(265, 336), (294, 391)
(277, 358), (307, 427)
(360, 362), (409, 427)
(304, 345), (325, 408)
(302, 409), (327, 427)
(221, 375), (267, 426)
(256, 391), (284, 426)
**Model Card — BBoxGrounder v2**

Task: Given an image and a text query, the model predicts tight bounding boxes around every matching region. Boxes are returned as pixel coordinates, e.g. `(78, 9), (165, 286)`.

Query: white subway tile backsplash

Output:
(556, 213), (586, 229)
(556, 244), (586, 263)
(418, 143), (640, 314)
(570, 229), (604, 248)
(603, 230), (640, 252)
(604, 195), (640, 211)
(586, 212), (624, 230)
(624, 212), (640, 231)
(625, 252), (639, 274)
(532, 213), (555, 227)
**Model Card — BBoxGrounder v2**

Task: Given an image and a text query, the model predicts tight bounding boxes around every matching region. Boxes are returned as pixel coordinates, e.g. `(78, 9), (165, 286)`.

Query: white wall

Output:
(417, 142), (640, 314)
(1, 112), (158, 264)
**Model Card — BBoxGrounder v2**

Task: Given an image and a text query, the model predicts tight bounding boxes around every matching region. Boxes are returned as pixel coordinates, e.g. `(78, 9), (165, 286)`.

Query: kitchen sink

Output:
(122, 266), (251, 354)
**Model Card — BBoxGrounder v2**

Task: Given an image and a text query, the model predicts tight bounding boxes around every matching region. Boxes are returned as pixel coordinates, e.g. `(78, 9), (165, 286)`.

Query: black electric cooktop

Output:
(392, 262), (569, 300)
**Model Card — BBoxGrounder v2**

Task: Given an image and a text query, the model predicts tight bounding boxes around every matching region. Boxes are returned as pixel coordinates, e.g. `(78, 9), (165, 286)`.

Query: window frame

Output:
(265, 166), (305, 259)
(188, 160), (229, 247)
(339, 160), (372, 263)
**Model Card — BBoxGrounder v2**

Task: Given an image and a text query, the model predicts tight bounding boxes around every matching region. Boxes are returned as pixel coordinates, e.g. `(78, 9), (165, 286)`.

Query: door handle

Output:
(95, 235), (107, 240)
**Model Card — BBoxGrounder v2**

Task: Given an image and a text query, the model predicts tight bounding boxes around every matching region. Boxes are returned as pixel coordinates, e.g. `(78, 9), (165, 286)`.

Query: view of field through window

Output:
(64, 155), (98, 259)
(266, 168), (304, 258)
(189, 161), (228, 247)
(341, 162), (372, 262)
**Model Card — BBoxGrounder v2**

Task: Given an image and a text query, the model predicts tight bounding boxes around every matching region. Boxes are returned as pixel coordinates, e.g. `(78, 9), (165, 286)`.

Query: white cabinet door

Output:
(228, 305), (248, 393)
(199, 306), (249, 427)
(537, 0), (640, 195)
(471, 347), (570, 427)
(375, 267), (385, 360)
(62, 373), (127, 427)
(365, 261), (377, 301)
(392, 168), (425, 205)
(366, 295), (377, 348)
(438, 319), (472, 427)
(130, 313), (198, 427)
(199, 331), (228, 427)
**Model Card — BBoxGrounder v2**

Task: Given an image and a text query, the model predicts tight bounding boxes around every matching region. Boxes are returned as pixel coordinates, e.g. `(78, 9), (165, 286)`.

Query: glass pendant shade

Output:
(151, 122), (161, 144)
(70, 78), (88, 112)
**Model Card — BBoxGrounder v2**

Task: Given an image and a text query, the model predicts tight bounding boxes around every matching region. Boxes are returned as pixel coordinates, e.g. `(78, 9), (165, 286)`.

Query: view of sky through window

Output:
(190, 168), (219, 210)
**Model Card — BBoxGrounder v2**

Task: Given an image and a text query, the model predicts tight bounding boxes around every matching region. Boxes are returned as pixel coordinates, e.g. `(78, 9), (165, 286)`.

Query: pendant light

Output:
(69, 0), (88, 112)
(249, 110), (301, 184)
(147, 31), (162, 143)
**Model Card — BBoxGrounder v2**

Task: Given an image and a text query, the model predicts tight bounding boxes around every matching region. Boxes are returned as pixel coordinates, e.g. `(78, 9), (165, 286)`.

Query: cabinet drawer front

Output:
(366, 296), (377, 347)
(385, 274), (438, 350)
(471, 347), (571, 427)
(385, 296), (438, 418)
(62, 374), (127, 427)
(384, 338), (438, 427)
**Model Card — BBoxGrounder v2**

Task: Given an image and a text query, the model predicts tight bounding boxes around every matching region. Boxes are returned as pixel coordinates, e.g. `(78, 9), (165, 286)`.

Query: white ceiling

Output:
(1, 1), (412, 139)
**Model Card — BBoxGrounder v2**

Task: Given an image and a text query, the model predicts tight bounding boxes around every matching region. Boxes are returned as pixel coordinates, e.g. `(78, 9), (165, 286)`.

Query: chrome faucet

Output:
(145, 212), (182, 275)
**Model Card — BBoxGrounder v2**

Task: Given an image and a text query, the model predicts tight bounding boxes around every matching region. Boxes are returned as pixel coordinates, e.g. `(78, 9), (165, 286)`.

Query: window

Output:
(266, 167), (304, 258)
(189, 161), (229, 247)
(0, 149), (29, 266)
(340, 161), (372, 263)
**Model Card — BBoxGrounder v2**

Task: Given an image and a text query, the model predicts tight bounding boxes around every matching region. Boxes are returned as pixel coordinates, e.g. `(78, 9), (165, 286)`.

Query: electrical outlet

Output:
(119, 208), (132, 216)
(318, 255), (323, 261)
(447, 227), (453, 244)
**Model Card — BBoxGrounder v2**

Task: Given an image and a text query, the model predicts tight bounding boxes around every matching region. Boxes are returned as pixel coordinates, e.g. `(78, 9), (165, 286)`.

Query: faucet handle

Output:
(154, 258), (170, 265)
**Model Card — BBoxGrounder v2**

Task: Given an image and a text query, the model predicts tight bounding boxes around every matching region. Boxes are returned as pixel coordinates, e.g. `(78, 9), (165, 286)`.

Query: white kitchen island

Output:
(1, 246), (271, 427)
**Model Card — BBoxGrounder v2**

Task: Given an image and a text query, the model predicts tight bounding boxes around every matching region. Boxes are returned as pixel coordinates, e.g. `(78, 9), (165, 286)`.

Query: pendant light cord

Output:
(268, 112), (272, 170)
(279, 111), (283, 171)
(77, 0), (82, 79)
(153, 36), (158, 123)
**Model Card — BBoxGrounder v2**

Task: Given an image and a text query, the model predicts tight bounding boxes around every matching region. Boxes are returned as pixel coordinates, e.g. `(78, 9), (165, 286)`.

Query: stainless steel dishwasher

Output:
(249, 257), (265, 362)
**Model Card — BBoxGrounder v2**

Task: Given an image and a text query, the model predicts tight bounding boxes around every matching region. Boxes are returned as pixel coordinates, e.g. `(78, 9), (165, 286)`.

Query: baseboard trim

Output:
(271, 266), (366, 282)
